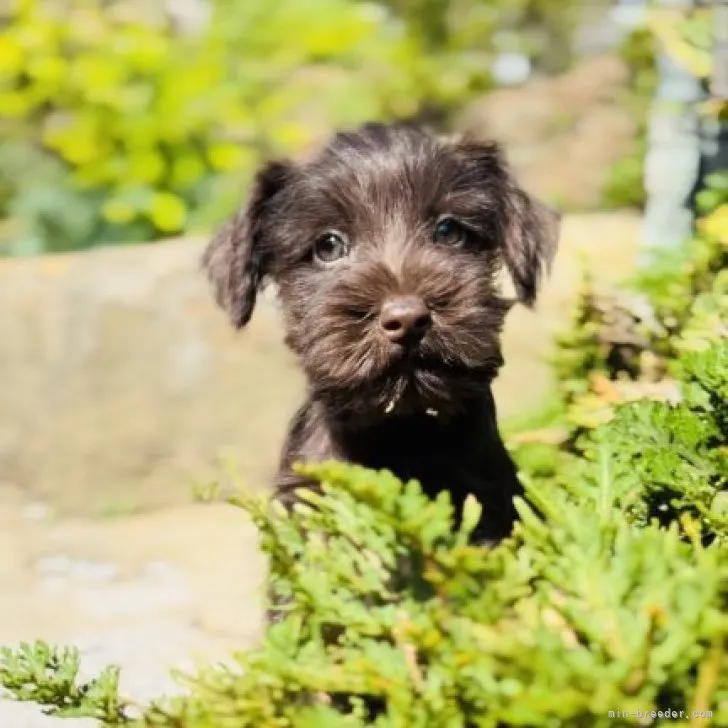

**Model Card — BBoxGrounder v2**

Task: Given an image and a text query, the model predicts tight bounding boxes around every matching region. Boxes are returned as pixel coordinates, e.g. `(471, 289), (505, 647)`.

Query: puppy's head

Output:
(203, 123), (560, 422)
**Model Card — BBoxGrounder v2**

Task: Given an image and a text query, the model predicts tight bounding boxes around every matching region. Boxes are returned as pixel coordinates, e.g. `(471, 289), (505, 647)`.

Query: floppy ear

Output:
(202, 159), (293, 329)
(454, 138), (560, 306)
(502, 181), (561, 306)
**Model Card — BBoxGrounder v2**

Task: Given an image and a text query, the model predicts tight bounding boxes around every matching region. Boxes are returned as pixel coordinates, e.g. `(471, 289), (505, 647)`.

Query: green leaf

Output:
(148, 191), (187, 233)
(102, 198), (136, 224)
(460, 494), (483, 540)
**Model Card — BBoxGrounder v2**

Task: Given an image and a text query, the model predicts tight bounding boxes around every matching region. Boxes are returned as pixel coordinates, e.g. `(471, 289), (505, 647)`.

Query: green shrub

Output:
(0, 0), (415, 252)
(0, 0), (481, 254)
(551, 216), (726, 433)
(696, 173), (728, 217)
(0, 0), (587, 254)
(3, 351), (727, 725)
(0, 642), (128, 724)
(161, 342), (726, 726)
(600, 135), (649, 210)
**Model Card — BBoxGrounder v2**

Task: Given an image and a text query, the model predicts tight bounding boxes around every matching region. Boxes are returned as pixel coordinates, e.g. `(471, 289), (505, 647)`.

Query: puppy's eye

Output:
(433, 217), (466, 246)
(314, 231), (349, 264)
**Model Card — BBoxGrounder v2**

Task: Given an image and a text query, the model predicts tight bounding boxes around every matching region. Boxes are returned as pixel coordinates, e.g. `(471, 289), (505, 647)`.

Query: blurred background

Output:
(0, 0), (726, 723)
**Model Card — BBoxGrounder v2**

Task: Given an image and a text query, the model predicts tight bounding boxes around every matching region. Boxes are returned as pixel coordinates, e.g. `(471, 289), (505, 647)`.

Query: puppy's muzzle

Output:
(379, 295), (432, 346)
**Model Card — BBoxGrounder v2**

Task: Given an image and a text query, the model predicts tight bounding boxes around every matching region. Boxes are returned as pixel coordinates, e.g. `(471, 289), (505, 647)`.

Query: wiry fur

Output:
(203, 122), (560, 546)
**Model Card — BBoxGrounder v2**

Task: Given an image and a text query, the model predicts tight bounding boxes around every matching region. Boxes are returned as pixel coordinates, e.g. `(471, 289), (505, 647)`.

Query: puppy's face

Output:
(204, 124), (560, 422)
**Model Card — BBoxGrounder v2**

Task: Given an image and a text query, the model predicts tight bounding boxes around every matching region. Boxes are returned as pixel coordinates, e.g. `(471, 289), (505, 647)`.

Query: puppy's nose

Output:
(379, 295), (431, 344)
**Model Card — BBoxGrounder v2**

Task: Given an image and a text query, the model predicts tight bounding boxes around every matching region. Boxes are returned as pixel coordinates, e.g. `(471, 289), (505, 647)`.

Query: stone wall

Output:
(0, 239), (303, 514)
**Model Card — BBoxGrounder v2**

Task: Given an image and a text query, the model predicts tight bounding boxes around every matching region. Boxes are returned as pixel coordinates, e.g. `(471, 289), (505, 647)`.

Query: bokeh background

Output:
(0, 1), (725, 724)
(0, 0), (654, 259)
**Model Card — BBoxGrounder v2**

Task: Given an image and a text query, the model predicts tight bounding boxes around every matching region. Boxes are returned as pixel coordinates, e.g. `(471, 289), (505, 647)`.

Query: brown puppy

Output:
(203, 122), (560, 545)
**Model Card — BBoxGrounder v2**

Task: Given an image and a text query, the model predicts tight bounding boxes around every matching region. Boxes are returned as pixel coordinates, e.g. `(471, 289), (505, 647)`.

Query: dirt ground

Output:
(0, 211), (642, 726)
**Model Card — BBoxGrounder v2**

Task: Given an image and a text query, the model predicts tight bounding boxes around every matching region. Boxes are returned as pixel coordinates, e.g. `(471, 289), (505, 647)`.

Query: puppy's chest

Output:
(276, 401), (522, 542)
(280, 397), (516, 494)
(344, 432), (480, 499)
(325, 415), (502, 503)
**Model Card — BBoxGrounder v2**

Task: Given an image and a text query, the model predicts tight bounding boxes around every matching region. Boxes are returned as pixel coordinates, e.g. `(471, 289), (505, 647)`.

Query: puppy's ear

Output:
(202, 160), (293, 329)
(502, 181), (561, 306)
(454, 139), (560, 306)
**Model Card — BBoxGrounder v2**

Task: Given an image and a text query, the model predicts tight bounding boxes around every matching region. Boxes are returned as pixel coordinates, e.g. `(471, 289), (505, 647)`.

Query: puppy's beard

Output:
(312, 361), (493, 426)
(382, 376), (407, 415)
(383, 386), (439, 417)
(384, 391), (438, 417)
(300, 326), (503, 423)
(377, 361), (493, 420)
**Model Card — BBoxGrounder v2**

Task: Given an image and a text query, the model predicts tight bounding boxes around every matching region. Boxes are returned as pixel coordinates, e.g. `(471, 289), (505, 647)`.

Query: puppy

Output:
(203, 122), (559, 545)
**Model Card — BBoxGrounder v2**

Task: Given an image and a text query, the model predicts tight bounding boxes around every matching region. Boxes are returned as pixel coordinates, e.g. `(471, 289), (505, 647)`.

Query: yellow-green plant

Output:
(648, 4), (727, 119)
(0, 0), (592, 254)
(3, 342), (727, 725)
(0, 0), (388, 250)
(648, 5), (714, 82)
(0, 0), (500, 254)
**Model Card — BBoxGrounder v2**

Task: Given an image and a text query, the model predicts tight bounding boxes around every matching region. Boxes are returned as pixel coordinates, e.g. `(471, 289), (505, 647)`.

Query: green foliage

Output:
(5, 388), (727, 726)
(696, 173), (728, 217)
(600, 135), (649, 210)
(0, 641), (130, 723)
(136, 433), (726, 727)
(513, 179), (727, 546)
(0, 0), (422, 252)
(380, 0), (580, 73)
(605, 4), (728, 212)
(0, 0), (450, 253)
(551, 227), (726, 431)
(619, 26), (659, 98)
(573, 344), (727, 544)
(0, 0), (588, 254)
(0, 0), (580, 255)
